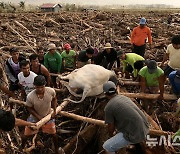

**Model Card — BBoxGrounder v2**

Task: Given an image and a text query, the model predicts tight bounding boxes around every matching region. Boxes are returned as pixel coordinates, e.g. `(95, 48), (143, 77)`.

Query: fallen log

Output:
(119, 93), (177, 100)
(59, 111), (106, 127)
(36, 100), (69, 129)
(14, 20), (32, 34)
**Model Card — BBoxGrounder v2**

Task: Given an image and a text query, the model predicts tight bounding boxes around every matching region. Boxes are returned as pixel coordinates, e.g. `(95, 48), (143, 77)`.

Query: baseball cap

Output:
(103, 81), (116, 94)
(139, 17), (146, 25)
(146, 60), (157, 74)
(174, 70), (180, 83)
(64, 43), (71, 50)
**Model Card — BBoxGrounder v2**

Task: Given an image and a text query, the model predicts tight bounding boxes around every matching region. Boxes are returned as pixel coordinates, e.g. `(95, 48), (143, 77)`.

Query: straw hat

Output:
(47, 43), (56, 50)
(104, 43), (113, 49)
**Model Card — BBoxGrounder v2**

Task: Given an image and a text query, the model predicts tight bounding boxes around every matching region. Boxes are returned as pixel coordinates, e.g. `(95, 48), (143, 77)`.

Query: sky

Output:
(1, 0), (180, 7)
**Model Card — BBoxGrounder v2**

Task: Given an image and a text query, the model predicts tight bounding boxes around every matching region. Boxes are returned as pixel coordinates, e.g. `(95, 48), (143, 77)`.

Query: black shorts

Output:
(163, 65), (175, 76)
(132, 44), (146, 57)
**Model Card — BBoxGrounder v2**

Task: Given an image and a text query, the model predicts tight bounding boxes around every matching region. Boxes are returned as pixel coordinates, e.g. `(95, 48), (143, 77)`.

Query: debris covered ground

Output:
(0, 10), (180, 153)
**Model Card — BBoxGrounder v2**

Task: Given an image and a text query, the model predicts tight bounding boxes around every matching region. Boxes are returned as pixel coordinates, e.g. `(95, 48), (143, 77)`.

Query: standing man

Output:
(130, 17), (152, 57)
(102, 81), (149, 154)
(61, 43), (76, 71)
(44, 43), (62, 87)
(5, 47), (26, 91)
(29, 54), (51, 86)
(18, 60), (37, 99)
(37, 47), (45, 65)
(161, 35), (180, 76)
(24, 75), (58, 153)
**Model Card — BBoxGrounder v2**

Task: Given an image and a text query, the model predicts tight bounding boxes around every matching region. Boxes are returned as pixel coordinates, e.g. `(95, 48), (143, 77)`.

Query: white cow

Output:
(57, 64), (116, 103)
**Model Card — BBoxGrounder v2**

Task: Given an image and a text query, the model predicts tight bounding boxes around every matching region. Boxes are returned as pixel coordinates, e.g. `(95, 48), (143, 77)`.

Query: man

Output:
(169, 70), (180, 96)
(61, 43), (76, 71)
(18, 60), (37, 98)
(37, 47), (45, 65)
(95, 43), (120, 70)
(5, 47), (26, 91)
(138, 60), (164, 112)
(121, 52), (145, 79)
(130, 17), (152, 57)
(102, 81), (149, 154)
(24, 75), (58, 153)
(44, 43), (62, 87)
(29, 53), (51, 86)
(161, 35), (180, 76)
(77, 47), (94, 68)
(0, 109), (35, 132)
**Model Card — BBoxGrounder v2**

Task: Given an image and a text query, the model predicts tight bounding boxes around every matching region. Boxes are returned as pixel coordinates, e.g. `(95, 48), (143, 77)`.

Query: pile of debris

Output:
(0, 10), (180, 153)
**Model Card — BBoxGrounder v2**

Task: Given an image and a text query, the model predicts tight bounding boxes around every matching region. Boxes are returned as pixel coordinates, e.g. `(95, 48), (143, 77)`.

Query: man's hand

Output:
(51, 110), (56, 118)
(29, 123), (38, 131)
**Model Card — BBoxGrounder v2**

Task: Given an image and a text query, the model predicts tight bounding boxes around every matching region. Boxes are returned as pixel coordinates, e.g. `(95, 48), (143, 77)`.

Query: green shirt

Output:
(61, 50), (76, 68)
(122, 53), (144, 77)
(138, 66), (164, 87)
(44, 51), (62, 73)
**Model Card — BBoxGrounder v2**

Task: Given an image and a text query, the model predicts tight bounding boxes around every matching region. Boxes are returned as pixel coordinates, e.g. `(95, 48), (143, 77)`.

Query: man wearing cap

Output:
(95, 43), (120, 70)
(161, 35), (180, 76)
(169, 70), (180, 96)
(120, 52), (145, 79)
(44, 43), (62, 87)
(138, 60), (164, 112)
(77, 47), (94, 68)
(130, 17), (152, 57)
(23, 75), (58, 153)
(61, 43), (76, 71)
(102, 81), (149, 154)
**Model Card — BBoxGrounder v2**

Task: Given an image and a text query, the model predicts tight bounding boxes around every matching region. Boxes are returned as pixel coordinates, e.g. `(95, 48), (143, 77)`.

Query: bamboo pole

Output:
(119, 93), (177, 100)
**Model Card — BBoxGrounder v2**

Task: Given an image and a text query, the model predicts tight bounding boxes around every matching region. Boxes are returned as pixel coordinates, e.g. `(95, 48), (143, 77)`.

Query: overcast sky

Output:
(2, 0), (180, 7)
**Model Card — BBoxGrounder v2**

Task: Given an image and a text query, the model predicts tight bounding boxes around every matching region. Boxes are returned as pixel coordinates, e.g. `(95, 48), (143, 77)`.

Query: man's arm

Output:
(5, 63), (17, 83)
(41, 65), (51, 86)
(161, 53), (169, 67)
(140, 76), (146, 93)
(56, 54), (62, 73)
(158, 74), (165, 99)
(44, 54), (49, 70)
(27, 107), (41, 121)
(107, 123), (115, 137)
(147, 28), (152, 46)
(0, 85), (16, 98)
(51, 96), (57, 117)
(15, 118), (35, 126)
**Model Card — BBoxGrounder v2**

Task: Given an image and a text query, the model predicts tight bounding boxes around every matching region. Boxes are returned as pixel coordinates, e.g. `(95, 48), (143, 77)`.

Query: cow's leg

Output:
(60, 80), (82, 97)
(66, 87), (90, 103)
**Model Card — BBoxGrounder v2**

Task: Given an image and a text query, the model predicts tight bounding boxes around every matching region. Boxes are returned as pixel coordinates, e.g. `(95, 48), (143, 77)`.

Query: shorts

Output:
(24, 115), (56, 136)
(103, 132), (132, 152)
(132, 44), (146, 57)
(163, 65), (175, 76)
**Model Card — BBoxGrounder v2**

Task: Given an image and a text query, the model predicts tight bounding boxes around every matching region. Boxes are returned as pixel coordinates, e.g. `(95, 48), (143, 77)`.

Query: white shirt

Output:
(18, 71), (37, 95)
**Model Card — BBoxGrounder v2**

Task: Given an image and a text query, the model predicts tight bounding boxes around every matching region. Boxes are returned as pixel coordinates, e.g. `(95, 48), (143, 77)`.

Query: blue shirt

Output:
(169, 71), (180, 95)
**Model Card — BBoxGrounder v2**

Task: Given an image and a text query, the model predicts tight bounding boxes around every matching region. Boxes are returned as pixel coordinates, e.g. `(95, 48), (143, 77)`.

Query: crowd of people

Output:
(0, 17), (180, 154)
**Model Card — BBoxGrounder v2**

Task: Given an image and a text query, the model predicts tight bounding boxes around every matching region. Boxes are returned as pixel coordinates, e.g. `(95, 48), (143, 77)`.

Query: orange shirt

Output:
(130, 26), (152, 46)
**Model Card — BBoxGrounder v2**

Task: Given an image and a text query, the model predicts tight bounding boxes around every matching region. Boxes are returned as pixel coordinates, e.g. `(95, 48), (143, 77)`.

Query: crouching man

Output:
(24, 75), (58, 153)
(102, 81), (150, 154)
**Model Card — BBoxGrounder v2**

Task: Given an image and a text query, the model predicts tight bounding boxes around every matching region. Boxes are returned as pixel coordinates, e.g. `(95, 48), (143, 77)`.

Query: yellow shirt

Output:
(166, 44), (180, 69)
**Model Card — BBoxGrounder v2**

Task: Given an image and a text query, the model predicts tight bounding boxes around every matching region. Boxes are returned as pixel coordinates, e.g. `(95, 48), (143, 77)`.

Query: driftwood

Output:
(14, 20), (32, 34)
(5, 23), (36, 53)
(63, 124), (98, 154)
(119, 92), (177, 100)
